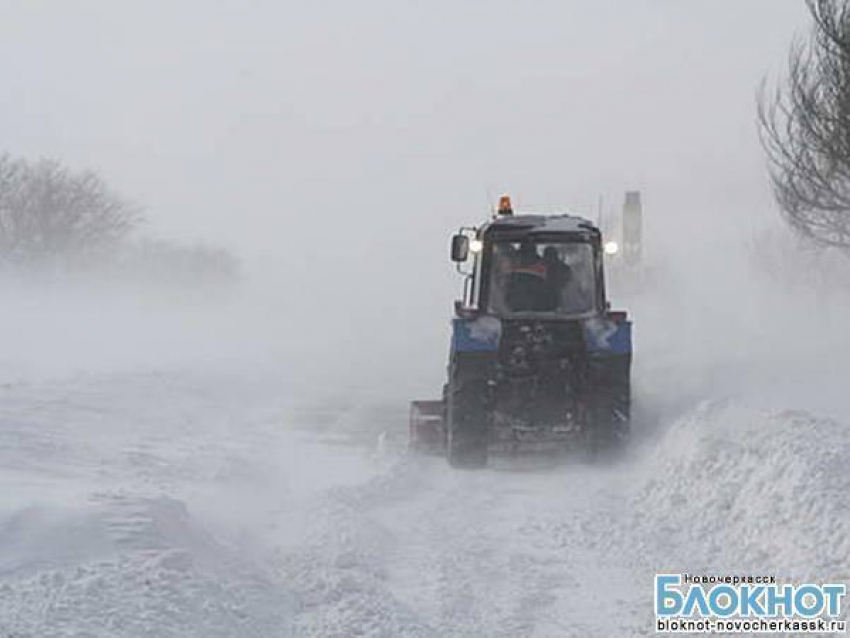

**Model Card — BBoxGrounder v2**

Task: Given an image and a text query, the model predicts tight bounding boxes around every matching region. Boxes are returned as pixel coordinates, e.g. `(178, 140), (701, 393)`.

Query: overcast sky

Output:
(0, 1), (811, 383)
(1, 1), (806, 241)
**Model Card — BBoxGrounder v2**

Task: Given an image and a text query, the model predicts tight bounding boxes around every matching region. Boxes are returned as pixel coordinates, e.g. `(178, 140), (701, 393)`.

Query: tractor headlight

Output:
(604, 240), (619, 255)
(469, 239), (483, 253)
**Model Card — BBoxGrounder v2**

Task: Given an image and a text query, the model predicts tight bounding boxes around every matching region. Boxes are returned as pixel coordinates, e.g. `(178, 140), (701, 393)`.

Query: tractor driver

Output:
(542, 246), (572, 310)
(505, 241), (557, 311)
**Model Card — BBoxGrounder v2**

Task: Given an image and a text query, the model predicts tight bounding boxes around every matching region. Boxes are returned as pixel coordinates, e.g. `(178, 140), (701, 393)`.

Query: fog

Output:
(0, 0), (819, 391)
(2, 3), (850, 635)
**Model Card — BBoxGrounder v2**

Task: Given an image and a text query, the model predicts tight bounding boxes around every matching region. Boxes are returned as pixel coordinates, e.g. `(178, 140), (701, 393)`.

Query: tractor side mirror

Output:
(450, 234), (469, 262)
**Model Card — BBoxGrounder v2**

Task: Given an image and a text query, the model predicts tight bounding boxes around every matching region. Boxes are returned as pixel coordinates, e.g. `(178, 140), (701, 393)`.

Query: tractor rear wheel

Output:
(587, 393), (630, 457)
(446, 381), (489, 469)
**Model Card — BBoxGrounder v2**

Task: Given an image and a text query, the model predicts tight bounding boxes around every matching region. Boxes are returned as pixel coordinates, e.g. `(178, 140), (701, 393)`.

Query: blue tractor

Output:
(410, 196), (632, 468)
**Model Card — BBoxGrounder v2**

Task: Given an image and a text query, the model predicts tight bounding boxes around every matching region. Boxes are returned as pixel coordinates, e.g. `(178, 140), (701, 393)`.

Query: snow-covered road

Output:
(1, 364), (847, 637)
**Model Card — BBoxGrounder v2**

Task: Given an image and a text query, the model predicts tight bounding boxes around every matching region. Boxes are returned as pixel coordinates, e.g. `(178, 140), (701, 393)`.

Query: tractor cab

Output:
(450, 201), (607, 322)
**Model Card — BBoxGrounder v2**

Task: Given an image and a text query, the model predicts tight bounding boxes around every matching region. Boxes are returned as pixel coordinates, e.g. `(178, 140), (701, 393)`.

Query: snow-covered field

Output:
(1, 369), (847, 637)
(1, 255), (849, 637)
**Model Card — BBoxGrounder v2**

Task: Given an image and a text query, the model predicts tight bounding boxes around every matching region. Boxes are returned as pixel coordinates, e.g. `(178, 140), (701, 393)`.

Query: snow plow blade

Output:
(409, 400), (445, 454)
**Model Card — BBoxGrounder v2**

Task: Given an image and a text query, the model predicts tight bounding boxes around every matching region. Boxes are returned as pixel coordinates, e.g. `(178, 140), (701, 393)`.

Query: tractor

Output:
(410, 196), (632, 468)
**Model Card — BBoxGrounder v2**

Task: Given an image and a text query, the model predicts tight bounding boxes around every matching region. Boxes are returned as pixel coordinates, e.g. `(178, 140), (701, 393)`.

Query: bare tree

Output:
(758, 0), (850, 250)
(0, 154), (140, 267)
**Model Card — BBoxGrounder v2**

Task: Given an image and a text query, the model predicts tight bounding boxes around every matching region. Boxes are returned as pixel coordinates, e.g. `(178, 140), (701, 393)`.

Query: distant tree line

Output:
(117, 238), (241, 289)
(759, 0), (850, 251)
(0, 153), (239, 286)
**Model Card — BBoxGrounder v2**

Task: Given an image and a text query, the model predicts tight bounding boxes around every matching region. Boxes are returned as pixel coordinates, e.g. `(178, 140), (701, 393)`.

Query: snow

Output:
(0, 373), (297, 637)
(631, 402), (850, 580)
(467, 316), (501, 344)
(0, 245), (849, 636)
(0, 363), (847, 636)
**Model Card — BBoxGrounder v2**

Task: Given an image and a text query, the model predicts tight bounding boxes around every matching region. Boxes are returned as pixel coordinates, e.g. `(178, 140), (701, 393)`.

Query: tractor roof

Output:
(482, 213), (598, 236)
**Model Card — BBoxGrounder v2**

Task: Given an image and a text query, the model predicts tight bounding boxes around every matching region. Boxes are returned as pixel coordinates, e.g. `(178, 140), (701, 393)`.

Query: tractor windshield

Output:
(487, 240), (597, 316)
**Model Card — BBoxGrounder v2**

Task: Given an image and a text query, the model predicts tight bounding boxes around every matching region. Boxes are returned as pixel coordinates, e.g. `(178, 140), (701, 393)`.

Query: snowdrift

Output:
(631, 400), (850, 581)
(0, 496), (294, 637)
